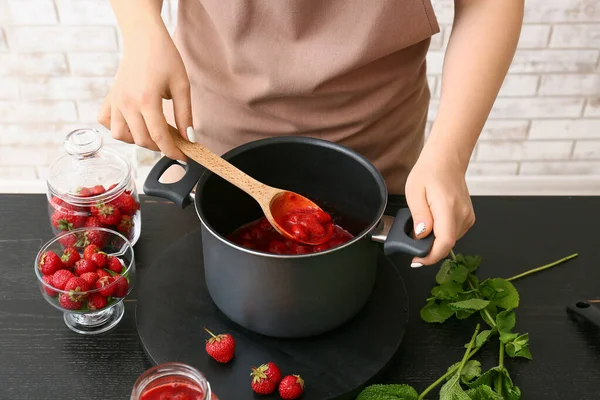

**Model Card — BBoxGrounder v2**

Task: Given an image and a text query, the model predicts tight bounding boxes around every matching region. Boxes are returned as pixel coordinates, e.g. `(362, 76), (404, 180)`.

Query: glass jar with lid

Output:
(131, 362), (216, 400)
(46, 128), (141, 246)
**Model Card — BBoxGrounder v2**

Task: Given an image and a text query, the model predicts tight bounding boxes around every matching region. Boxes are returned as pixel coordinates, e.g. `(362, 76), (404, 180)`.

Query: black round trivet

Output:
(136, 229), (409, 400)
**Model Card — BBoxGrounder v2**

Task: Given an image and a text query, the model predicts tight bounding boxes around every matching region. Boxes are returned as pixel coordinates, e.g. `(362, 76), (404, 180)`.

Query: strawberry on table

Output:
(51, 269), (75, 290)
(42, 275), (57, 297)
(253, 362), (282, 385)
(80, 272), (99, 286)
(91, 203), (121, 226)
(251, 368), (276, 395)
(74, 259), (96, 276)
(87, 293), (107, 310)
(107, 256), (123, 273)
(204, 327), (235, 363)
(90, 252), (107, 268)
(278, 375), (305, 399)
(59, 293), (82, 310)
(117, 215), (133, 236)
(113, 276), (129, 297)
(95, 276), (116, 297)
(61, 247), (80, 269)
(38, 251), (64, 276)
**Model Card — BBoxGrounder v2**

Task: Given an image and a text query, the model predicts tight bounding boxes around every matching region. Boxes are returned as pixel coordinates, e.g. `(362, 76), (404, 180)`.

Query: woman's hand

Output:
(98, 0), (191, 161)
(404, 138), (475, 268)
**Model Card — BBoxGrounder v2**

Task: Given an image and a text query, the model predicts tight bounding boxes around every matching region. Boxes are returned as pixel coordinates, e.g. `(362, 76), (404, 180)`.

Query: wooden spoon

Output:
(168, 125), (334, 246)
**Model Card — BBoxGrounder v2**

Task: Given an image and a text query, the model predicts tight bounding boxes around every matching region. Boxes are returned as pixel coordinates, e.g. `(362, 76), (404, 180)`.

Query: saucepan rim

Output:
(193, 135), (388, 259)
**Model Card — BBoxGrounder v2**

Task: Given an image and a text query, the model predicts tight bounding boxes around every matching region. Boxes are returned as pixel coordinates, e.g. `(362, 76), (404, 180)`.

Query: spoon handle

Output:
(168, 125), (277, 203)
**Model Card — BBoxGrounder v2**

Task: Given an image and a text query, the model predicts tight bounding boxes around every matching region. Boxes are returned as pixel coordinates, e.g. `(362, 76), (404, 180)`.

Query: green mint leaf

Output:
(449, 298), (490, 312)
(468, 366), (521, 400)
(465, 385), (503, 400)
(467, 273), (479, 289)
(464, 329), (496, 349)
(356, 384), (418, 400)
(480, 305), (497, 327)
(436, 260), (457, 285)
(440, 374), (471, 400)
(500, 332), (519, 344)
(513, 333), (529, 347)
(496, 310), (516, 334)
(432, 282), (463, 300)
(451, 264), (470, 284)
(479, 278), (519, 310)
(421, 300), (454, 323)
(505, 334), (532, 360)
(455, 309), (476, 320)
(460, 360), (482, 383)
(461, 254), (483, 273)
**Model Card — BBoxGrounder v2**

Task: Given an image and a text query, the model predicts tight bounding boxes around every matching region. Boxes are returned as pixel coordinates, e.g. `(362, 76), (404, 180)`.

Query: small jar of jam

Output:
(130, 362), (216, 400)
(46, 128), (142, 246)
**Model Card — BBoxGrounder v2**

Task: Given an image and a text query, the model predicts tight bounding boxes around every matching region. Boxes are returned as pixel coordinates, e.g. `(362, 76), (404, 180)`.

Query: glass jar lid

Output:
(47, 128), (131, 206)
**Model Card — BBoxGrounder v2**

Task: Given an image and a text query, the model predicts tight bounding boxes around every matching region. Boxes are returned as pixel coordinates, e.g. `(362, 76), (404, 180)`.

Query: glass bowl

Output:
(34, 227), (136, 335)
(131, 362), (215, 400)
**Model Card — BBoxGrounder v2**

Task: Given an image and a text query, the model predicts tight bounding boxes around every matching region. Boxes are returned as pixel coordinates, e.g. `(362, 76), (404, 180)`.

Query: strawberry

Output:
(76, 187), (93, 197)
(87, 293), (107, 310)
(80, 272), (99, 286)
(95, 276), (116, 297)
(91, 203), (121, 226)
(251, 367), (276, 395)
(204, 327), (235, 363)
(42, 275), (58, 297)
(59, 293), (82, 310)
(113, 276), (129, 297)
(85, 229), (107, 247)
(84, 216), (106, 229)
(38, 251), (64, 276)
(90, 252), (107, 268)
(51, 210), (86, 231)
(117, 215), (133, 235)
(61, 247), (80, 269)
(108, 183), (118, 191)
(96, 269), (110, 279)
(111, 192), (139, 216)
(64, 276), (90, 301)
(107, 256), (123, 273)
(90, 185), (106, 196)
(254, 362), (282, 385)
(58, 232), (78, 248)
(50, 196), (83, 212)
(278, 375), (305, 399)
(51, 269), (75, 290)
(83, 244), (100, 261)
(74, 259), (96, 276)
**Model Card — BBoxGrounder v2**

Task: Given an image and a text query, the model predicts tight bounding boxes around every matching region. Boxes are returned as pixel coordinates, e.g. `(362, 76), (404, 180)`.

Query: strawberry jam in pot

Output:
(228, 216), (354, 255)
(270, 192), (334, 244)
(131, 362), (215, 400)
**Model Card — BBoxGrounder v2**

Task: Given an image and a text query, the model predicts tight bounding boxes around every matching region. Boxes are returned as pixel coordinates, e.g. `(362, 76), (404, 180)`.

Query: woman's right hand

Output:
(98, 4), (191, 161)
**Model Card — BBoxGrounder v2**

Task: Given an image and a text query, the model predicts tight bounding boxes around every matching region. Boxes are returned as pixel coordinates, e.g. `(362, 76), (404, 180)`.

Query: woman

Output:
(99, 0), (524, 267)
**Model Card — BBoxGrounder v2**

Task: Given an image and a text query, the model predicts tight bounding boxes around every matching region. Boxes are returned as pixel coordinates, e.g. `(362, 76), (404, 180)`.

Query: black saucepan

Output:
(143, 136), (433, 338)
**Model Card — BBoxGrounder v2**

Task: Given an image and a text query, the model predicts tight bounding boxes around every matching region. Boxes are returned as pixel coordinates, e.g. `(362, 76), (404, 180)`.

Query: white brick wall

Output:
(0, 0), (599, 192)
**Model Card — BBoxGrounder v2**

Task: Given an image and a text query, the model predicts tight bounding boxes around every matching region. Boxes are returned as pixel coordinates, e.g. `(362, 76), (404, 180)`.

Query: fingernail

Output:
(411, 262), (423, 268)
(415, 222), (426, 236)
(186, 126), (196, 143)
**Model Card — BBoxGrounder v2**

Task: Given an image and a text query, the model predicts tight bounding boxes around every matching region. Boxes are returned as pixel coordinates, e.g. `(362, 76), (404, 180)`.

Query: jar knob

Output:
(64, 128), (103, 158)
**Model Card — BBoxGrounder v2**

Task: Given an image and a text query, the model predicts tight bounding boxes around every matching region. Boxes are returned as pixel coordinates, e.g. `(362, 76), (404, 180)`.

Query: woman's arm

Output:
(406, 0), (524, 267)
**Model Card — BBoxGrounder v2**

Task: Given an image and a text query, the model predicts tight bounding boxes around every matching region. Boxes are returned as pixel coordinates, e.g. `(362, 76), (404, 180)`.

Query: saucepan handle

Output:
(371, 208), (434, 258)
(143, 156), (206, 209)
(567, 300), (600, 329)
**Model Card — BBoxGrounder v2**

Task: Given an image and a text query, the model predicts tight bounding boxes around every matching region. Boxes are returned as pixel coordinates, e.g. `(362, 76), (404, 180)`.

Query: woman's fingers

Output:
(122, 109), (157, 150)
(141, 95), (186, 161)
(97, 95), (112, 131)
(109, 106), (133, 144)
(171, 80), (193, 140)
(405, 184), (434, 240)
(411, 203), (457, 268)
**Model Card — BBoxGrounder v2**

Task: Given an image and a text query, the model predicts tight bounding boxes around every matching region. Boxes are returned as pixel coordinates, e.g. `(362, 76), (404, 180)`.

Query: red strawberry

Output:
(91, 203), (121, 226)
(42, 275), (57, 297)
(251, 367), (276, 395)
(85, 230), (107, 247)
(80, 272), (99, 286)
(254, 362), (282, 385)
(204, 327), (235, 363)
(58, 232), (78, 248)
(51, 269), (75, 290)
(90, 185), (106, 196)
(51, 210), (86, 231)
(107, 256), (123, 273)
(108, 183), (118, 191)
(38, 251), (64, 276)
(96, 269), (110, 279)
(117, 215), (133, 235)
(90, 252), (107, 268)
(59, 293), (82, 310)
(64, 276), (90, 301)
(61, 247), (80, 269)
(83, 244), (100, 261)
(76, 187), (93, 197)
(95, 276), (116, 297)
(113, 276), (129, 297)
(84, 216), (105, 229)
(112, 192), (139, 216)
(278, 375), (305, 399)
(87, 293), (107, 310)
(74, 259), (96, 276)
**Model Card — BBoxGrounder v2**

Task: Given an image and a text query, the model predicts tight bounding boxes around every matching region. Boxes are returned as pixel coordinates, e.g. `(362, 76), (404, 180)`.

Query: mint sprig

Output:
(358, 250), (578, 400)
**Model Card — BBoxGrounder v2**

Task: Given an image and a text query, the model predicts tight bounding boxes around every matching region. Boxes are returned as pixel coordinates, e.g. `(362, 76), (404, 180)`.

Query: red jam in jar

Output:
(227, 216), (354, 255)
(131, 363), (215, 400)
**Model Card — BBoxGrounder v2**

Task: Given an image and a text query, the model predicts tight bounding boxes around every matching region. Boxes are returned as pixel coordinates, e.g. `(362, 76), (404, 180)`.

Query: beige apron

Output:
(169, 0), (440, 194)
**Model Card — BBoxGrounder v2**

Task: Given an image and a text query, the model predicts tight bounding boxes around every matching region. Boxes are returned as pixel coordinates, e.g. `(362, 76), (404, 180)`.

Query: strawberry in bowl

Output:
(34, 227), (136, 335)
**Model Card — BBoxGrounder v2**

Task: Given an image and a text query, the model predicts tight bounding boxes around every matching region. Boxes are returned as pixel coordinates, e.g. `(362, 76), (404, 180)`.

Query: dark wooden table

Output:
(1, 194), (599, 399)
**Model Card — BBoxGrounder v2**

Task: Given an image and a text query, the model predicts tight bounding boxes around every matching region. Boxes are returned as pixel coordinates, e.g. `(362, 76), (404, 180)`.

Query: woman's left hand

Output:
(404, 141), (475, 268)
